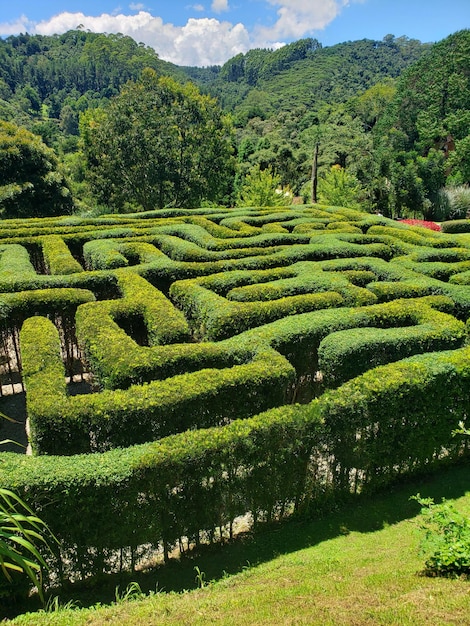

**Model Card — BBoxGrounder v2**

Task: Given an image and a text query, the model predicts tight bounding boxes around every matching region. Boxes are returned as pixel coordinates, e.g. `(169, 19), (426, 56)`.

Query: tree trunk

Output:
(311, 142), (319, 204)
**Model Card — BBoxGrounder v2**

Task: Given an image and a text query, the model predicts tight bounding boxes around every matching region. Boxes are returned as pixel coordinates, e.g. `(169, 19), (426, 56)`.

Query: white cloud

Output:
(211, 0), (230, 13)
(0, 1), (354, 66)
(7, 11), (249, 66)
(191, 4), (205, 11)
(129, 3), (146, 10)
(175, 18), (249, 66)
(0, 14), (36, 36)
(255, 0), (349, 41)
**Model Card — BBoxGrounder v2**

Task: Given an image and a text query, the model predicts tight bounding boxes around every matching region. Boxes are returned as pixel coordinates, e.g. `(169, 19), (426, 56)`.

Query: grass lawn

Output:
(7, 463), (470, 625)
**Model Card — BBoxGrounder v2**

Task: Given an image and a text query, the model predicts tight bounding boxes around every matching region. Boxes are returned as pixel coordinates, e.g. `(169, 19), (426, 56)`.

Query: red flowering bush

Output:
(399, 219), (441, 231)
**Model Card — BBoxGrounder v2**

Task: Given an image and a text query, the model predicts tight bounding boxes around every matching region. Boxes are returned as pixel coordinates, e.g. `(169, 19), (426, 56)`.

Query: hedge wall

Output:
(1, 343), (469, 579)
(0, 204), (468, 586)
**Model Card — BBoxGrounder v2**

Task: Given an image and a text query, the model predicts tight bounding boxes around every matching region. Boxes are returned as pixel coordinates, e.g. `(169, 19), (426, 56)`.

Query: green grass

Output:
(7, 464), (470, 625)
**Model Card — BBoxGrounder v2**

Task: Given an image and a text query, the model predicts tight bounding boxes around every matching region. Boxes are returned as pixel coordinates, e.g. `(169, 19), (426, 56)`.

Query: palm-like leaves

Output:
(0, 487), (51, 602)
(1, 412), (56, 602)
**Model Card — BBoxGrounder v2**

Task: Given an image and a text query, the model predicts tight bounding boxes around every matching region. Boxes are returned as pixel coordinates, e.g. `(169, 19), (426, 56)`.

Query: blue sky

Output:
(1, 0), (469, 66)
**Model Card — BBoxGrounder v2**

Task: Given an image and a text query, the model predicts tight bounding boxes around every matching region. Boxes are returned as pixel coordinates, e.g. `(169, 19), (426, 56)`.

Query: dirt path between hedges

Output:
(0, 390), (28, 452)
(0, 380), (93, 454)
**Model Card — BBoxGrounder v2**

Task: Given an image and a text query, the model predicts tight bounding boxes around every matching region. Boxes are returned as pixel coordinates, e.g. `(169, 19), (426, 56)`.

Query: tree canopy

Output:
(0, 121), (73, 219)
(81, 69), (235, 210)
(236, 165), (293, 207)
(0, 29), (468, 218)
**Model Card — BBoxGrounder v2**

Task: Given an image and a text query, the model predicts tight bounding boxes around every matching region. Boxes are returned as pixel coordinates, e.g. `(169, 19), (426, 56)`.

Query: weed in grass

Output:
(45, 596), (80, 613)
(194, 566), (207, 589)
(115, 581), (145, 603)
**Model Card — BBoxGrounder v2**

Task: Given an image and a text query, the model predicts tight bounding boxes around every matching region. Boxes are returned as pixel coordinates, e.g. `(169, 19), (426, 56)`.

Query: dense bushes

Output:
(21, 314), (296, 454)
(441, 219), (470, 234)
(21, 294), (466, 455)
(0, 204), (469, 586)
(2, 343), (470, 579)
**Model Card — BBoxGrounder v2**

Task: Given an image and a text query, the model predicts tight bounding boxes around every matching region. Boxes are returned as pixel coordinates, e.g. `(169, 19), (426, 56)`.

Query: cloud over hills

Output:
(0, 1), (354, 66)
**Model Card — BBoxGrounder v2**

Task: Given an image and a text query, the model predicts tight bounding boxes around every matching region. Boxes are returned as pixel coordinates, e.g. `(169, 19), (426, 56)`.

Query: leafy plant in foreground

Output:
(0, 487), (51, 602)
(412, 494), (470, 578)
(412, 422), (470, 578)
(1, 414), (56, 603)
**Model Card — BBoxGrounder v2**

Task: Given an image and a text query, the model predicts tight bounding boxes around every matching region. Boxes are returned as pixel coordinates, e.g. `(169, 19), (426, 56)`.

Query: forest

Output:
(0, 28), (469, 220)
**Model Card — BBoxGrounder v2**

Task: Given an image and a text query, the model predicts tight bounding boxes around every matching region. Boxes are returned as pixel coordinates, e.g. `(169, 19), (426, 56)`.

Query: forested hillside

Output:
(0, 31), (428, 142)
(0, 30), (185, 141)
(0, 28), (469, 220)
(188, 35), (429, 116)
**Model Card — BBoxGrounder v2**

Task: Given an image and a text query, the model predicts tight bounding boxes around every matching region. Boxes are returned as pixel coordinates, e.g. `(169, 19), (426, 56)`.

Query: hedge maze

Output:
(0, 205), (469, 581)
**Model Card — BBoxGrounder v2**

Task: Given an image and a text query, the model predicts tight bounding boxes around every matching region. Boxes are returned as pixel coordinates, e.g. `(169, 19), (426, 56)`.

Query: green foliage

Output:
(0, 121), (73, 219)
(0, 28), (455, 218)
(0, 244), (36, 281)
(236, 165), (293, 208)
(0, 288), (95, 329)
(0, 399), (321, 579)
(220, 39), (322, 86)
(21, 312), (295, 454)
(318, 298), (466, 387)
(114, 581), (145, 603)
(447, 135), (470, 183)
(0, 205), (469, 589)
(237, 165), (293, 207)
(0, 487), (50, 603)
(0, 413), (56, 604)
(81, 69), (235, 211)
(2, 336), (470, 582)
(42, 235), (83, 275)
(441, 219), (470, 234)
(317, 165), (365, 210)
(351, 79), (396, 131)
(439, 185), (470, 221)
(389, 30), (470, 153)
(412, 495), (470, 577)
(0, 31), (185, 133)
(216, 36), (428, 116)
(373, 30), (470, 218)
(83, 239), (129, 270)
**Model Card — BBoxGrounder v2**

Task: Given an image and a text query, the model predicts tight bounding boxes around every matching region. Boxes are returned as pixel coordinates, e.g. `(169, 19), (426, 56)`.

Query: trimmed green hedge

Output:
(318, 298), (466, 386)
(441, 220), (470, 233)
(0, 287), (95, 327)
(25, 294), (465, 456)
(0, 205), (468, 586)
(169, 261), (380, 340)
(41, 235), (83, 275)
(21, 315), (295, 454)
(320, 345), (470, 491)
(83, 239), (130, 270)
(2, 342), (469, 580)
(0, 244), (36, 281)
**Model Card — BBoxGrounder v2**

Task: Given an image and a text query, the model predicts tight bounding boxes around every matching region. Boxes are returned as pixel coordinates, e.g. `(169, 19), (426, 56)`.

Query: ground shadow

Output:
(0, 392), (27, 452)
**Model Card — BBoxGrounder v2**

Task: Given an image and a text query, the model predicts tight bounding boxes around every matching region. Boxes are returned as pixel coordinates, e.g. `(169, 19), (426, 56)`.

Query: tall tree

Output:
(0, 121), (73, 219)
(236, 164), (292, 207)
(81, 69), (235, 210)
(317, 165), (365, 209)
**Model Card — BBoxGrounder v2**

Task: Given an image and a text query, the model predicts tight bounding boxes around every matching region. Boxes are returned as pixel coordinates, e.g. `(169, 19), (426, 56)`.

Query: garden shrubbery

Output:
(0, 204), (469, 587)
